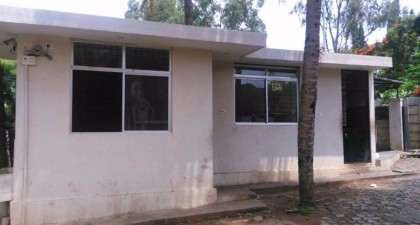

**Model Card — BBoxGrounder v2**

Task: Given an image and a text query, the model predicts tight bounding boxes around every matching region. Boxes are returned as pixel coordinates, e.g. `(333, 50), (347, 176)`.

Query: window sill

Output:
(123, 130), (172, 134)
(235, 122), (298, 126)
(70, 131), (172, 134)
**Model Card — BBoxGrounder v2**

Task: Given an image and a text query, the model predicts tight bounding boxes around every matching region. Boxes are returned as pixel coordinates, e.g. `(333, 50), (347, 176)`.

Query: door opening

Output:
(342, 70), (371, 163)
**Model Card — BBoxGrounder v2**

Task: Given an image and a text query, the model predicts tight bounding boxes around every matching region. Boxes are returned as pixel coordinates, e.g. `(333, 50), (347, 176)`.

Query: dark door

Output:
(342, 70), (371, 163)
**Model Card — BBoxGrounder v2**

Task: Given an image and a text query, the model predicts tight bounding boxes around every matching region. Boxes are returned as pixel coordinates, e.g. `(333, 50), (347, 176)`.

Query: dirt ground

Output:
(176, 183), (356, 225)
(175, 157), (420, 225)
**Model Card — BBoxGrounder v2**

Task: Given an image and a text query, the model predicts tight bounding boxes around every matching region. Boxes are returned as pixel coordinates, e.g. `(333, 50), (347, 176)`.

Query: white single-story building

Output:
(0, 6), (392, 225)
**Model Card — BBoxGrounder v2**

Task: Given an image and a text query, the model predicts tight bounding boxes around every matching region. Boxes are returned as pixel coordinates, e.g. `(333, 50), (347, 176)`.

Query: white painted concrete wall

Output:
(213, 63), (346, 186)
(313, 69), (346, 170)
(369, 72), (377, 164)
(11, 35), (216, 225)
(388, 99), (404, 151)
(0, 173), (12, 202)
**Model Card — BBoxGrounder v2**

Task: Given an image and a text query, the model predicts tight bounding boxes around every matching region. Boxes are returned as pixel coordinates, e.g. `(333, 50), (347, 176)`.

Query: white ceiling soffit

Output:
(0, 6), (266, 59)
(243, 48), (393, 70)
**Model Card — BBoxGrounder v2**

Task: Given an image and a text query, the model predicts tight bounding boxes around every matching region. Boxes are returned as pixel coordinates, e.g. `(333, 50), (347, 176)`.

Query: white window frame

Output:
(234, 64), (299, 126)
(71, 41), (172, 133)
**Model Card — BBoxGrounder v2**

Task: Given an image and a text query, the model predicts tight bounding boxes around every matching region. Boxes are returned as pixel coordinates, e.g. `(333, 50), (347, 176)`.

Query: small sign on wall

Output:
(22, 56), (36, 65)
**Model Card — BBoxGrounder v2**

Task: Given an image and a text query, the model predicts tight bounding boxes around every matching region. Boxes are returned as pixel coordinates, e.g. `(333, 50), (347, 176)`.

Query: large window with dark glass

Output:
(125, 75), (168, 131)
(235, 66), (298, 124)
(72, 42), (170, 132)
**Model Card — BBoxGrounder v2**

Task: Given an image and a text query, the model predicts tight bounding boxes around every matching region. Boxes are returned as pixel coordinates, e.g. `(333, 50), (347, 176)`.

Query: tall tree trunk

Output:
(387, 0), (400, 29)
(150, 0), (155, 21)
(298, 0), (322, 205)
(184, 0), (193, 25)
(0, 63), (9, 168)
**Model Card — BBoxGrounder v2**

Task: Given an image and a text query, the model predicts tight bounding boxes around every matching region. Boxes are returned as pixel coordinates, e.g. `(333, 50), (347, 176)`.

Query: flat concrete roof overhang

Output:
(240, 48), (393, 70)
(0, 6), (266, 60)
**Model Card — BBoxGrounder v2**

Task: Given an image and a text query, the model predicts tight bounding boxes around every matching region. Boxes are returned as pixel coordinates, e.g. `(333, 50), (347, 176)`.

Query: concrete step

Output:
(375, 150), (401, 169)
(66, 199), (267, 225)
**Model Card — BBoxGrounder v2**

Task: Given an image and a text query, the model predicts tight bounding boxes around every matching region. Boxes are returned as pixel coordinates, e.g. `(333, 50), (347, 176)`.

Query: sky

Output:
(0, 0), (419, 50)
(260, 0), (420, 50)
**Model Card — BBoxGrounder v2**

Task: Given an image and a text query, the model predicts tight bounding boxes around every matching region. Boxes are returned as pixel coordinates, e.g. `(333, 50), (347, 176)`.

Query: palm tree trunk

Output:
(184, 0), (193, 25)
(298, 0), (322, 206)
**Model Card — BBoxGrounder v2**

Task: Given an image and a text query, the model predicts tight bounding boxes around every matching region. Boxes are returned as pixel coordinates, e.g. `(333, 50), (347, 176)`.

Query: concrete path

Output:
(319, 157), (420, 225)
(318, 174), (420, 225)
(182, 158), (420, 225)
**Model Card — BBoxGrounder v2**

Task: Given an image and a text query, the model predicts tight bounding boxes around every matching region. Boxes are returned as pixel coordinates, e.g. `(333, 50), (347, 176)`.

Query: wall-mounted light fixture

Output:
(2, 37), (17, 54)
(2, 38), (15, 45)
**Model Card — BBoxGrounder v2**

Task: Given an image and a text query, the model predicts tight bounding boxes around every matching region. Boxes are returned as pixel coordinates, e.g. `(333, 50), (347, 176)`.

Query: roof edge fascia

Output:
(244, 48), (393, 70)
(0, 6), (266, 48)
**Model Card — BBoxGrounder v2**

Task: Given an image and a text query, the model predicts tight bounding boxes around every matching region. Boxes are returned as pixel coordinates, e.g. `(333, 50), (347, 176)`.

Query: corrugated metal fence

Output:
(404, 97), (420, 149)
(376, 106), (390, 151)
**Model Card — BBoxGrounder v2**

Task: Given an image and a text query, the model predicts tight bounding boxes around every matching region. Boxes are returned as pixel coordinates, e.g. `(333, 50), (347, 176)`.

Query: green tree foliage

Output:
(125, 0), (183, 23)
(2, 60), (16, 130)
(125, 0), (266, 32)
(404, 46), (420, 95)
(221, 0), (265, 31)
(385, 0), (400, 28)
(415, 16), (420, 34)
(379, 14), (420, 100)
(193, 0), (222, 27)
(0, 59), (16, 167)
(383, 11), (418, 80)
(291, 0), (397, 52)
(362, 10), (419, 104)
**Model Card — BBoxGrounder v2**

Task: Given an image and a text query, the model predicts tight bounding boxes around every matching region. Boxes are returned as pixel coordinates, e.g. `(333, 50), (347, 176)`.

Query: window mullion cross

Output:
(234, 65), (298, 124)
(71, 42), (170, 132)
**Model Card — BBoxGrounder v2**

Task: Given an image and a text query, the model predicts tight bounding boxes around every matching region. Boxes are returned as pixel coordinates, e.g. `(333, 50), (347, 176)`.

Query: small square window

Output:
(234, 67), (266, 76)
(73, 42), (122, 68)
(268, 69), (297, 78)
(126, 47), (170, 71)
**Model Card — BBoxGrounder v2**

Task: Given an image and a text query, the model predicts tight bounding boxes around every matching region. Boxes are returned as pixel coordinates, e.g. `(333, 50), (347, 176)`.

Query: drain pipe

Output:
(20, 64), (29, 225)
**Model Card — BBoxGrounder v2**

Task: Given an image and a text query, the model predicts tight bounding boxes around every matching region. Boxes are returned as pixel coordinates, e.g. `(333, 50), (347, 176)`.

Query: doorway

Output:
(342, 70), (371, 163)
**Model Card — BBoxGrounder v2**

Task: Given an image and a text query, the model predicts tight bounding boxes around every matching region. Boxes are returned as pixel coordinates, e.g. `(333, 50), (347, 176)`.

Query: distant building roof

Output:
(374, 76), (401, 85)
